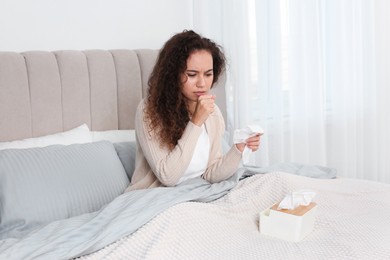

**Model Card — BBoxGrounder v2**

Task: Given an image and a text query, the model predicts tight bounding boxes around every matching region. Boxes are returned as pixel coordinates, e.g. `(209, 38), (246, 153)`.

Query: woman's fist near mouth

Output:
(191, 94), (215, 126)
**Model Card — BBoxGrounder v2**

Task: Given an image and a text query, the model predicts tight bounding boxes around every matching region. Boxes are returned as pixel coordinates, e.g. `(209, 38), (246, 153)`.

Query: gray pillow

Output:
(0, 141), (129, 238)
(113, 142), (137, 181)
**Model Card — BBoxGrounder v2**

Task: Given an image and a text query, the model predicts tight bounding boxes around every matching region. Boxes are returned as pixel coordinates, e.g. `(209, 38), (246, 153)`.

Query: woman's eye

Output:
(206, 73), (213, 77)
(187, 74), (196, 77)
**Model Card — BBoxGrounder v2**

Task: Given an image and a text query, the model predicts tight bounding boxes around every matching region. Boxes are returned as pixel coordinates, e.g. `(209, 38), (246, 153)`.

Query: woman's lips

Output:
(194, 91), (206, 96)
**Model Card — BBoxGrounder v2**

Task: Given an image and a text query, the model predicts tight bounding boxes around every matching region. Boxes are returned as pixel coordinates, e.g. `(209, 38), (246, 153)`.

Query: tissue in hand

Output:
(233, 125), (264, 165)
(233, 125), (264, 142)
(260, 190), (317, 242)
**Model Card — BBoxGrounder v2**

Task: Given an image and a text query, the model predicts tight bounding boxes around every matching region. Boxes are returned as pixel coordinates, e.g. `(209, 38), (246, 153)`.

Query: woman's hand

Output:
(235, 133), (262, 153)
(191, 95), (215, 126)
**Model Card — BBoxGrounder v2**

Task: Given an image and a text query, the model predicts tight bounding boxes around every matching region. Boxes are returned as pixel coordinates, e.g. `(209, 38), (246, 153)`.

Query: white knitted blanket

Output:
(79, 172), (390, 260)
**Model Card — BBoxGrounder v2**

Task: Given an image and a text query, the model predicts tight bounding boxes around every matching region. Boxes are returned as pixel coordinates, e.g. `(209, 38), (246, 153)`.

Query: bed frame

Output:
(0, 49), (227, 142)
(1, 49), (390, 260)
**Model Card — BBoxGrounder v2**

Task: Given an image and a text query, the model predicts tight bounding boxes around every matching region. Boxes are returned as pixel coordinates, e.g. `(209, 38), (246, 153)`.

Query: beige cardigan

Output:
(126, 100), (242, 191)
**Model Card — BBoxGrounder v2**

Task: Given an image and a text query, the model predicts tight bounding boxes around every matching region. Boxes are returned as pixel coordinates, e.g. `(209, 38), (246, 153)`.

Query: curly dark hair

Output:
(145, 30), (226, 150)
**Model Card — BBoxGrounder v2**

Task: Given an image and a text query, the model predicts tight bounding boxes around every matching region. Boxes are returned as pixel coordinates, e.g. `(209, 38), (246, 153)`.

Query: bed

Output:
(0, 49), (390, 260)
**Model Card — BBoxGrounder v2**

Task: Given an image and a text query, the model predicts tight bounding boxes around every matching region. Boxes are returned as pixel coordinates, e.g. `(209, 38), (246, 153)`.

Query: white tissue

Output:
(233, 125), (264, 165)
(278, 189), (316, 210)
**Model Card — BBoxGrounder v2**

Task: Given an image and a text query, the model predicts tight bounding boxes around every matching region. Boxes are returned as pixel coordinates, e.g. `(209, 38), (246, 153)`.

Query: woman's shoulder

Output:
(137, 98), (147, 110)
(136, 98), (148, 117)
(135, 99), (148, 125)
(135, 98), (155, 139)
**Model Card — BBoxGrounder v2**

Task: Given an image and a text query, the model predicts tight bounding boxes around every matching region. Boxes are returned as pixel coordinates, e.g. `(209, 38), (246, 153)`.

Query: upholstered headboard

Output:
(0, 49), (227, 142)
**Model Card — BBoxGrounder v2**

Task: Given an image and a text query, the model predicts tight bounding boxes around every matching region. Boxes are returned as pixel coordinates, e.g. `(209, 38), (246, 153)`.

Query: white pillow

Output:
(0, 124), (92, 150)
(91, 130), (136, 143)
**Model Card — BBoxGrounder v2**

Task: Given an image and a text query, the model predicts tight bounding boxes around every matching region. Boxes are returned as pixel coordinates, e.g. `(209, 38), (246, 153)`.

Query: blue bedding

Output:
(0, 175), (238, 260)
(0, 163), (336, 260)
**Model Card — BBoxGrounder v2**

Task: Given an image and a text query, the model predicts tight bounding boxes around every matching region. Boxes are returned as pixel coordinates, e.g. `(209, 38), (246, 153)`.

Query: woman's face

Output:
(181, 50), (214, 105)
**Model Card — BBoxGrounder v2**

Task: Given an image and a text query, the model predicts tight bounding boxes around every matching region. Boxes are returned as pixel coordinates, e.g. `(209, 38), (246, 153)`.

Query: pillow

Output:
(113, 142), (137, 181)
(0, 124), (92, 150)
(0, 141), (129, 239)
(91, 130), (136, 143)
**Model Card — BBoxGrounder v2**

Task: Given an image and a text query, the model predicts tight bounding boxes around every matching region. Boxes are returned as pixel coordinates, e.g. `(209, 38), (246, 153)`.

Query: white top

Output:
(177, 124), (210, 184)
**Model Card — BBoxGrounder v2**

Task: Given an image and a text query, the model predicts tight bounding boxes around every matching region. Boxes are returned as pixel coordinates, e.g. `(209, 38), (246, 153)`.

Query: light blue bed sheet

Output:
(0, 163), (335, 260)
(0, 175), (238, 260)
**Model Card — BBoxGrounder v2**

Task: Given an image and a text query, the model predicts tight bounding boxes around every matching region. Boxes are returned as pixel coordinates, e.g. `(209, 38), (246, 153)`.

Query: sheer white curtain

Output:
(193, 0), (390, 183)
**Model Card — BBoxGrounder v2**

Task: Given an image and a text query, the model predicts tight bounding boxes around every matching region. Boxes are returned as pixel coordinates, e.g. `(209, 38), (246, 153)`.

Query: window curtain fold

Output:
(193, 0), (390, 183)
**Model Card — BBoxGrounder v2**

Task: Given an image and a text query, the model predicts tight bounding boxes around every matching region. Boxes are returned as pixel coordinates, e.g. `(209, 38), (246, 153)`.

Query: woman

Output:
(126, 30), (261, 191)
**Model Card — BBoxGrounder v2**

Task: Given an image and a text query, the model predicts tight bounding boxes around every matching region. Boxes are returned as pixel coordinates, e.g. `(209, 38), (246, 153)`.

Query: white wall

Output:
(0, 0), (193, 51)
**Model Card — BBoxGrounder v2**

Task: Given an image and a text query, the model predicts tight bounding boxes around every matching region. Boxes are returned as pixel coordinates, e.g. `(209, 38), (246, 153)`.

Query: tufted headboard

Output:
(0, 49), (227, 142)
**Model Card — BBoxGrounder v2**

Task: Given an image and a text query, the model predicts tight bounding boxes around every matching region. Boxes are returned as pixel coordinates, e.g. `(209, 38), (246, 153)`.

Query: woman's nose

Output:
(196, 75), (206, 88)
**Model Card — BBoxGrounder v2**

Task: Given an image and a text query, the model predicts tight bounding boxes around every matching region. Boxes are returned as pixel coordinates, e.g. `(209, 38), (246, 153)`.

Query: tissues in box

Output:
(260, 202), (317, 242)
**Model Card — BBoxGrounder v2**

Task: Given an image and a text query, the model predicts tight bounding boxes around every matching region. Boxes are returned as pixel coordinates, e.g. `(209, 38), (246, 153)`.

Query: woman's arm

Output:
(202, 107), (243, 183)
(135, 101), (202, 186)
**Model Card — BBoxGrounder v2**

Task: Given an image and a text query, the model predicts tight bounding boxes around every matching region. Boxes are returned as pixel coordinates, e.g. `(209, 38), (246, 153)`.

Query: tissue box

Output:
(260, 202), (317, 242)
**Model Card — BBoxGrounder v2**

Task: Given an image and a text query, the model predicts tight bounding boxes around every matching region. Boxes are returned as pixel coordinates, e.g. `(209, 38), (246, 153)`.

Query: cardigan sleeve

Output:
(201, 106), (242, 183)
(135, 101), (203, 186)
